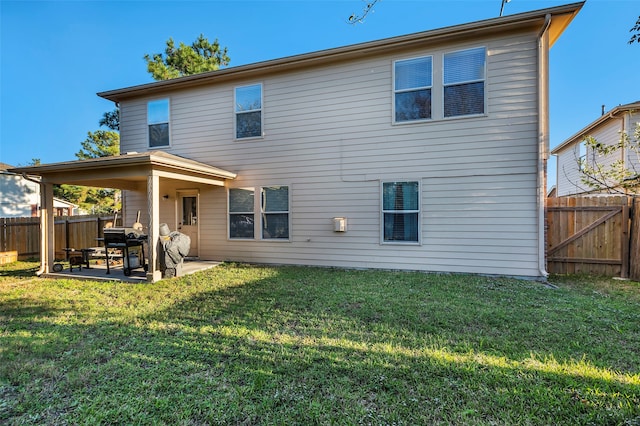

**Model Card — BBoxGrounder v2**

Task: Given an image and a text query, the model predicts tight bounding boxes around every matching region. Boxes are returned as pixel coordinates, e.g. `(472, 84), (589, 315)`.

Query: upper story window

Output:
(235, 84), (262, 139)
(394, 56), (432, 123)
(382, 181), (420, 243)
(148, 99), (170, 147)
(444, 47), (486, 118)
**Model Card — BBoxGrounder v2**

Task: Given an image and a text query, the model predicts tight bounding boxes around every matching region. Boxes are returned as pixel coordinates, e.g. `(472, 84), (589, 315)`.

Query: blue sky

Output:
(1, 0), (638, 187)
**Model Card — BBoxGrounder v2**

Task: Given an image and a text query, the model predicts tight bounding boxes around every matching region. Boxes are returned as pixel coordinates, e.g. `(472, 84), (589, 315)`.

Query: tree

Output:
(348, 0), (380, 24)
(579, 123), (640, 194)
(630, 16), (640, 44)
(99, 108), (119, 131)
(143, 34), (230, 81)
(75, 130), (120, 160)
(54, 129), (122, 214)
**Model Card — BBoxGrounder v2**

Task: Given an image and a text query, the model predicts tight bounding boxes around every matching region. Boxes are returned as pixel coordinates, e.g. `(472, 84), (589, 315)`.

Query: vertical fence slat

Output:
(0, 214), (114, 261)
(546, 195), (632, 278)
(630, 198), (640, 281)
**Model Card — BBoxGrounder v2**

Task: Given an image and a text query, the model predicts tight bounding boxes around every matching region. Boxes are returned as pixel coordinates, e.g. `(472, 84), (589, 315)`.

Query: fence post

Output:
(630, 198), (640, 281)
(621, 199), (630, 279)
(1, 218), (5, 252)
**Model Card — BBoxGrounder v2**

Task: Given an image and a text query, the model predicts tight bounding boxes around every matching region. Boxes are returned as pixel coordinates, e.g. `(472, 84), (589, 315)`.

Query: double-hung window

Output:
(235, 84), (262, 139)
(261, 186), (289, 239)
(382, 181), (420, 243)
(394, 56), (432, 122)
(229, 188), (255, 239)
(443, 47), (486, 118)
(228, 185), (290, 240)
(148, 99), (170, 147)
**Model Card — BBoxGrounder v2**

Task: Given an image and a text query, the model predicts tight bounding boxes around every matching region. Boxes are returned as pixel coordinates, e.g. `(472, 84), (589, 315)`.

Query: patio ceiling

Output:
(8, 151), (237, 189)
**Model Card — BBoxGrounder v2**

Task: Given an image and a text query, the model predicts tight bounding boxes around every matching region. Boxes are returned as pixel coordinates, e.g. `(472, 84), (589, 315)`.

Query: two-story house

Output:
(11, 2), (584, 281)
(551, 100), (640, 196)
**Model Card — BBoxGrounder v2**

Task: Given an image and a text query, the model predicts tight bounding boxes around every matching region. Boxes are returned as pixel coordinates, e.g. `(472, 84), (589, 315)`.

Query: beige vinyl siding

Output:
(118, 31), (543, 277)
(626, 111), (640, 174)
(555, 142), (584, 196)
(555, 117), (625, 196)
(121, 189), (146, 228)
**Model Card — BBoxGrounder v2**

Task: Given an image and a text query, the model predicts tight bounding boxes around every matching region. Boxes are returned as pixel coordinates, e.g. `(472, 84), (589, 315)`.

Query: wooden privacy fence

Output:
(0, 215), (117, 260)
(546, 196), (640, 280)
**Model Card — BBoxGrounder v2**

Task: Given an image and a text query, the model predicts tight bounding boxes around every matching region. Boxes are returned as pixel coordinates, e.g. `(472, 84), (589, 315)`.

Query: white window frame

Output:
(260, 185), (290, 241)
(227, 184), (291, 241)
(234, 83), (263, 140)
(443, 46), (486, 118)
(147, 98), (170, 148)
(228, 187), (256, 240)
(380, 180), (421, 245)
(393, 56), (433, 124)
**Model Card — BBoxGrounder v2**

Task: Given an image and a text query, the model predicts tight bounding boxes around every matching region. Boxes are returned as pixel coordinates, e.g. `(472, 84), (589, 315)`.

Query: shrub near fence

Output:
(0, 215), (117, 260)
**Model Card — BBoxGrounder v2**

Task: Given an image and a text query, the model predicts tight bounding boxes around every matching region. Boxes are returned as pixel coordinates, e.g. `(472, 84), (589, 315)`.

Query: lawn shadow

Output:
(1, 264), (639, 424)
(134, 265), (640, 424)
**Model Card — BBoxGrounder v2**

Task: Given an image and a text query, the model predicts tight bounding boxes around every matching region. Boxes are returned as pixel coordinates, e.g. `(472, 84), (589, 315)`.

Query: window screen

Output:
(261, 186), (289, 239)
(382, 181), (420, 243)
(235, 84), (262, 139)
(229, 188), (255, 239)
(394, 57), (432, 122)
(148, 99), (170, 147)
(444, 47), (485, 117)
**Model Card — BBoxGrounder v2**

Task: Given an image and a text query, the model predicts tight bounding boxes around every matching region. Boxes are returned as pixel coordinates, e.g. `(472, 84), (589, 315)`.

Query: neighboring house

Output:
(1, 162), (40, 217)
(0, 163), (78, 217)
(10, 2), (584, 281)
(551, 100), (640, 196)
(51, 198), (78, 217)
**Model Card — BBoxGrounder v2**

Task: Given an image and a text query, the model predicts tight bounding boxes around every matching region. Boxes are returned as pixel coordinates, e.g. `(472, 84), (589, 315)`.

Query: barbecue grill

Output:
(103, 227), (148, 276)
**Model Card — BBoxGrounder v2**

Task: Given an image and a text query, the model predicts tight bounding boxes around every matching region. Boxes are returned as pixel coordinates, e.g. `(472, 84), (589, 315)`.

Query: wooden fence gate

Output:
(546, 196), (634, 278)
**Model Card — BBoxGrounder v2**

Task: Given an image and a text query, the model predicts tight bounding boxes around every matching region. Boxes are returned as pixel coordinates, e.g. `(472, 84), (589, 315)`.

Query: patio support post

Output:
(40, 182), (55, 275)
(147, 173), (162, 282)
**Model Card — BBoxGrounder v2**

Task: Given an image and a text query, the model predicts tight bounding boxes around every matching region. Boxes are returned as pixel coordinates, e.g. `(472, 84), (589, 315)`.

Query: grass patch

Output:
(1, 262), (639, 425)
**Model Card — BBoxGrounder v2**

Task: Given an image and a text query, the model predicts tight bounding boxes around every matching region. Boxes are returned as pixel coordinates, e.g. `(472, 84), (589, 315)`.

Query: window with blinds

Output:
(443, 47), (486, 118)
(393, 56), (432, 122)
(382, 181), (420, 243)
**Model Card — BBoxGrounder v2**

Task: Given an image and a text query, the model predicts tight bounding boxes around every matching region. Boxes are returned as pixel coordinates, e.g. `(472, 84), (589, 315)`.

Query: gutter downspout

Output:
(537, 14), (552, 279)
(20, 173), (47, 276)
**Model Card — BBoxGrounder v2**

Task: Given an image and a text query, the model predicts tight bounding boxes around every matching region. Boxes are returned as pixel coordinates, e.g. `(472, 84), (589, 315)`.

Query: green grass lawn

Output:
(1, 261), (639, 425)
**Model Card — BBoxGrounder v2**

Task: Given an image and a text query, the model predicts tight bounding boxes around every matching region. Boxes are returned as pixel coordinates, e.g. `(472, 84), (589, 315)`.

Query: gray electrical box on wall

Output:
(333, 217), (347, 232)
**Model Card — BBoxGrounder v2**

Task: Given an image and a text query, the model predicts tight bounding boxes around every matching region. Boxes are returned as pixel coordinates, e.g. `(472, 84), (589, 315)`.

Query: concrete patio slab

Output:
(42, 260), (221, 283)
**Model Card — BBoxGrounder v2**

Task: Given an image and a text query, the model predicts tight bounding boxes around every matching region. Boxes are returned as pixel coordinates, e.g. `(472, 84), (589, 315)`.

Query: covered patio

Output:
(9, 151), (236, 282)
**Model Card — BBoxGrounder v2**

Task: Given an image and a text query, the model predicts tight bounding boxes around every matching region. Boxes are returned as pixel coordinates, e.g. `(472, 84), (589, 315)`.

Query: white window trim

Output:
(227, 184), (291, 242)
(260, 184), (291, 242)
(442, 46), (487, 119)
(227, 187), (256, 240)
(392, 55), (433, 125)
(380, 180), (422, 245)
(234, 83), (264, 141)
(147, 98), (171, 148)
